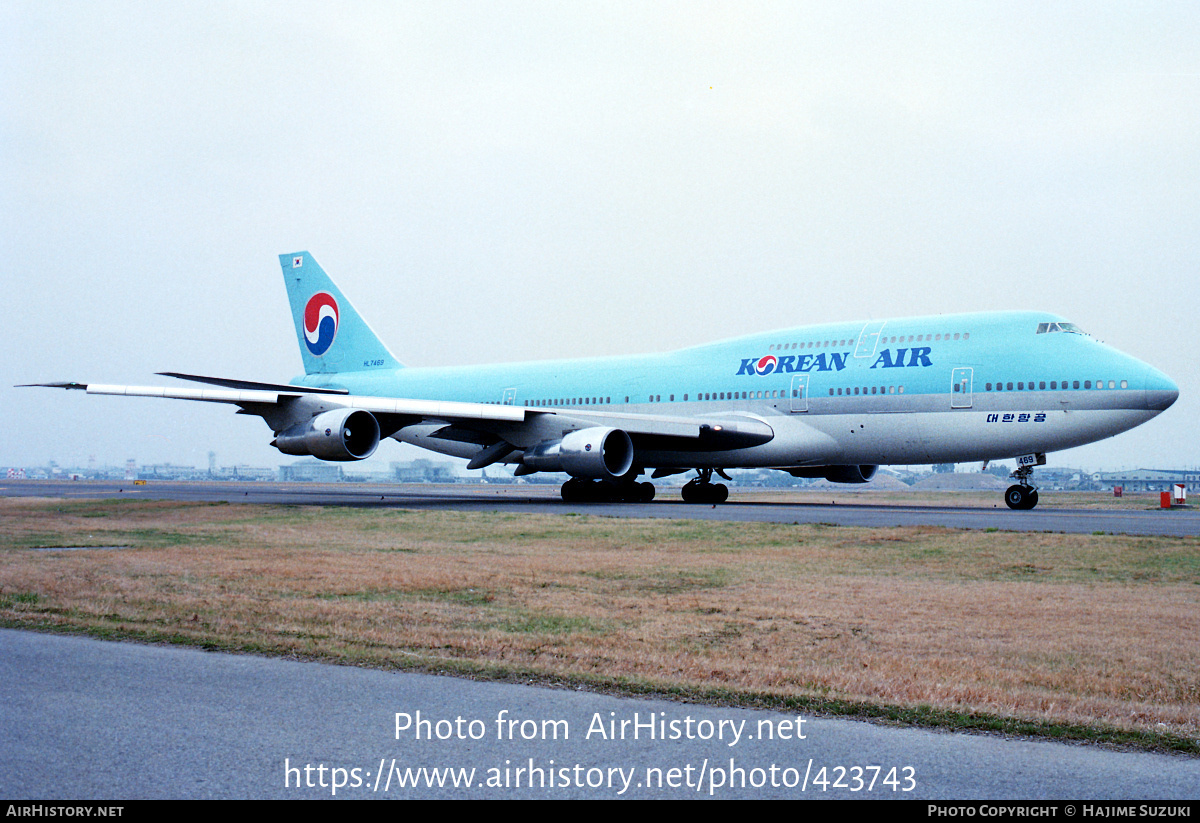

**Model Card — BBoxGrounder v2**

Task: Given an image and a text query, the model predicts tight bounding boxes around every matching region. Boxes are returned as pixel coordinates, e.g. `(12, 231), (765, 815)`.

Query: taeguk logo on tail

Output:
(304, 292), (339, 356)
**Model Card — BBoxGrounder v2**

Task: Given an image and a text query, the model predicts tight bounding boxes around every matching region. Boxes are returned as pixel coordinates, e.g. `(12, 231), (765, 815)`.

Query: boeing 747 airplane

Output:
(26, 252), (1178, 509)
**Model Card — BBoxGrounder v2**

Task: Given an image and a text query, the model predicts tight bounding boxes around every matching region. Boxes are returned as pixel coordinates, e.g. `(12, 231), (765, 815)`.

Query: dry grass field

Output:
(2, 496), (1197, 753)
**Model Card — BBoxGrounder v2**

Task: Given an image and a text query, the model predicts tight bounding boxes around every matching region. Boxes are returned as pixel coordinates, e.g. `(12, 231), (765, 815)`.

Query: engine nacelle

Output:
(785, 465), (878, 484)
(824, 464), (878, 484)
(273, 409), (380, 461)
(522, 427), (634, 480)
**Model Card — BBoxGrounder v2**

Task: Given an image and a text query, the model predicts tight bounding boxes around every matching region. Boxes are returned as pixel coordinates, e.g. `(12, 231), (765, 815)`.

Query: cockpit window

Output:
(1036, 321), (1088, 335)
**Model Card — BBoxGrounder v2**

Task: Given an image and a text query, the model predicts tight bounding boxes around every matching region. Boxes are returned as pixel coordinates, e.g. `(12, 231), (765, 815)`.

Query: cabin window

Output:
(1120, 380), (1128, 389)
(1073, 381), (1080, 389)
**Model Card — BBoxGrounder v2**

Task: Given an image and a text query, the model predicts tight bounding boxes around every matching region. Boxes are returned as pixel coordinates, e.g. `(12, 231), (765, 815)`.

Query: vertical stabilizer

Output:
(279, 252), (403, 375)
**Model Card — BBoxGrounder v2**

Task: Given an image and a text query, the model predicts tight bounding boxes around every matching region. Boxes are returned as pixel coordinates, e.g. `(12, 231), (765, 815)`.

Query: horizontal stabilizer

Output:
(158, 372), (349, 395)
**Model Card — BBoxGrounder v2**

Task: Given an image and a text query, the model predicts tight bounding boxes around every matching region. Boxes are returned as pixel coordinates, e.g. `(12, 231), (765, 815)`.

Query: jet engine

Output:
(273, 409), (380, 461)
(522, 427), (634, 480)
(785, 465), (878, 484)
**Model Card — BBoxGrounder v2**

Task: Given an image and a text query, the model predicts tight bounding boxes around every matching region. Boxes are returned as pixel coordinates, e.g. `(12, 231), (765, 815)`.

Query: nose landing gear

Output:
(1004, 460), (1041, 510)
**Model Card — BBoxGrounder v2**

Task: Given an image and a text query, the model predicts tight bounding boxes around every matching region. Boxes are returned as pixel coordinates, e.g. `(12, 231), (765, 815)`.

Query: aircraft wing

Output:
(20, 380), (774, 448)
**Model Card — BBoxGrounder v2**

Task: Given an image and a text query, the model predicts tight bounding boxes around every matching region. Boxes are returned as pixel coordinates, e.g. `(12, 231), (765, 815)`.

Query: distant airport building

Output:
(210, 465), (275, 481)
(1093, 469), (1200, 493)
(279, 459), (344, 483)
(391, 459), (457, 483)
(138, 463), (202, 481)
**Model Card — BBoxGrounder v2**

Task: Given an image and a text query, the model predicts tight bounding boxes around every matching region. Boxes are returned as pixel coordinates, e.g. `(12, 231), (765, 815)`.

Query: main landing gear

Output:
(560, 477), (656, 503)
(681, 468), (729, 504)
(1004, 463), (1040, 510)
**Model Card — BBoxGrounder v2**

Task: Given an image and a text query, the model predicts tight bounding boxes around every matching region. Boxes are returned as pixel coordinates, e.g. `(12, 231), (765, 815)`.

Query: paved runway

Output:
(3, 480), (1197, 537)
(2, 629), (1196, 800)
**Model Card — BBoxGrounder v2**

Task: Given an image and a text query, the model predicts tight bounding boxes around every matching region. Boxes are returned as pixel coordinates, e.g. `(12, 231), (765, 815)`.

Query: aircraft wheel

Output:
(1005, 485), (1030, 510)
(1026, 489), (1039, 509)
(638, 482), (655, 503)
(682, 481), (725, 504)
(561, 478), (584, 502)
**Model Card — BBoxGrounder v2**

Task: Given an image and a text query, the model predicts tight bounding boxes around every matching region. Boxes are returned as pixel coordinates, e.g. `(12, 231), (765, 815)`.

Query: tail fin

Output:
(279, 252), (403, 375)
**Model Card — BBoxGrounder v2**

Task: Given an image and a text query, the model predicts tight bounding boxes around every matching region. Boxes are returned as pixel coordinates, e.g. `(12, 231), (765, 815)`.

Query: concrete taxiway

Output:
(2, 629), (1196, 800)
(3, 480), (1197, 537)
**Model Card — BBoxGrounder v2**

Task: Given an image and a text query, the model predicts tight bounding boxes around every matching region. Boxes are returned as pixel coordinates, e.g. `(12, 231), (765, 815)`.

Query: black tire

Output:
(561, 478), (583, 502)
(1005, 485), (1027, 510)
(638, 482), (655, 502)
(712, 483), (728, 504)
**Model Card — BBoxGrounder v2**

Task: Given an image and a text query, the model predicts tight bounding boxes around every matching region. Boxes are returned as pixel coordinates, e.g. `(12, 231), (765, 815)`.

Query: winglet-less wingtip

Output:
(16, 382), (89, 390)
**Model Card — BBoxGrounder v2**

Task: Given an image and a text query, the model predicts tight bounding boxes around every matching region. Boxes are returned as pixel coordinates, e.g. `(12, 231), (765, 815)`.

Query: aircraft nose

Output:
(1144, 368), (1179, 412)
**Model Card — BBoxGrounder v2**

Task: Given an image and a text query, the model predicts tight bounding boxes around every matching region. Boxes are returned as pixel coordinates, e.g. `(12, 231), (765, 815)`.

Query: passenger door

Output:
(790, 374), (809, 412)
(950, 368), (972, 409)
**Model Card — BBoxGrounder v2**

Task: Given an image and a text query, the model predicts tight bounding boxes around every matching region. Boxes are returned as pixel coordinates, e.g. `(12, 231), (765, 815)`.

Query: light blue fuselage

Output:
(294, 311), (1177, 470)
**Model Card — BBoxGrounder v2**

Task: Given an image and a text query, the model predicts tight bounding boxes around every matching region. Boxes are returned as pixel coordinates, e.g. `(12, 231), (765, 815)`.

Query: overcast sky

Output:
(3, 1), (1197, 473)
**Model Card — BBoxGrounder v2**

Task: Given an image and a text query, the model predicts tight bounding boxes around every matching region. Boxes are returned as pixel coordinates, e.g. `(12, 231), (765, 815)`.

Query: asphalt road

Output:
(2, 629), (1196, 800)
(4, 480), (1197, 537)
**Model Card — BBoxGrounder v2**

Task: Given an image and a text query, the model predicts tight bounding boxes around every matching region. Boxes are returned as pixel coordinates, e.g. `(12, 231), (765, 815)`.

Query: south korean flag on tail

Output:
(292, 256), (303, 268)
